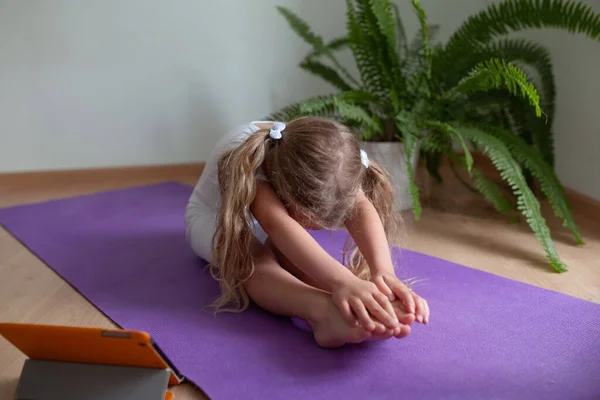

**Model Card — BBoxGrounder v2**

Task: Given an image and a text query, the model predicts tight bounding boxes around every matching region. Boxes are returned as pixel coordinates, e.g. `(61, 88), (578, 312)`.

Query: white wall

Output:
(1, 0), (598, 200)
(0, 0), (348, 172)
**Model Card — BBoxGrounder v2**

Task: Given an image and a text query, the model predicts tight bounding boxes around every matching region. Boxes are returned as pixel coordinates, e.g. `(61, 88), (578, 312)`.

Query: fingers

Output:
(393, 302), (416, 325)
(367, 318), (395, 339)
(366, 295), (398, 329)
(372, 276), (394, 301)
(388, 279), (415, 314)
(413, 295), (429, 324)
(350, 299), (376, 331)
(375, 292), (399, 325)
(414, 296), (424, 323)
(423, 297), (430, 324)
(338, 300), (358, 327)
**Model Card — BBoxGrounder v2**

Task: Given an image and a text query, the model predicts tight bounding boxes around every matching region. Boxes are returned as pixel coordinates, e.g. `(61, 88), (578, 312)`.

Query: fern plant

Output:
(271, 0), (600, 272)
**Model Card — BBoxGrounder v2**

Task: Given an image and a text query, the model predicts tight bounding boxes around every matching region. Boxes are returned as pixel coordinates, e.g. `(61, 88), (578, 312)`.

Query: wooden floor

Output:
(0, 161), (599, 400)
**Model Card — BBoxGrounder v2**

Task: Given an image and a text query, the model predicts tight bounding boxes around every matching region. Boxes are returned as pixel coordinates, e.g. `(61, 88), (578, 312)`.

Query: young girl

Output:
(186, 117), (429, 348)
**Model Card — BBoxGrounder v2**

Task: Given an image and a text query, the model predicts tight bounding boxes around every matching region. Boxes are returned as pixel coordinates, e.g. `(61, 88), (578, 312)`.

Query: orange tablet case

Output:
(0, 322), (183, 386)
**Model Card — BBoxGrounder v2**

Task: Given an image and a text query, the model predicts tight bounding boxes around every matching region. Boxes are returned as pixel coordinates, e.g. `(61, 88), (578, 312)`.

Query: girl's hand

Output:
(331, 276), (399, 331)
(371, 272), (429, 324)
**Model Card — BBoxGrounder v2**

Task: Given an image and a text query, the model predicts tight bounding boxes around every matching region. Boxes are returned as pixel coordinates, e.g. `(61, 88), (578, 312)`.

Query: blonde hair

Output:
(210, 117), (401, 312)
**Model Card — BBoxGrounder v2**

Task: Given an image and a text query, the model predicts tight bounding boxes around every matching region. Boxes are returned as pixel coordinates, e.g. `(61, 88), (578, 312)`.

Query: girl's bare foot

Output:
(299, 294), (416, 347)
(366, 300), (416, 339)
(358, 299), (416, 340)
(391, 300), (415, 338)
(393, 299), (416, 325)
(308, 300), (372, 348)
(393, 324), (411, 339)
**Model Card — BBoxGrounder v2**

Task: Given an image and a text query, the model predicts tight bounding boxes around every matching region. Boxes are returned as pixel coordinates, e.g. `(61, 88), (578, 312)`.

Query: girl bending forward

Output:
(186, 117), (429, 348)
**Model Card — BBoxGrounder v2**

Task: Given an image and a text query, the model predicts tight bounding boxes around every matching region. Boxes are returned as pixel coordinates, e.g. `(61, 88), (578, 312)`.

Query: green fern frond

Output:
(455, 132), (474, 174)
(420, 131), (451, 182)
(448, 59), (542, 117)
(493, 38), (556, 167)
(296, 95), (382, 132)
(438, 39), (555, 117)
(507, 94), (555, 168)
(443, 0), (600, 64)
(424, 151), (443, 182)
(298, 95), (338, 116)
(266, 101), (304, 122)
(436, 38), (556, 166)
(354, 0), (404, 111)
(335, 98), (383, 132)
(403, 23), (440, 86)
(500, 98), (538, 191)
(396, 110), (422, 219)
(425, 121), (474, 173)
(359, 126), (379, 141)
(340, 90), (378, 104)
(420, 130), (452, 153)
(481, 124), (583, 245)
(267, 93), (361, 121)
(411, 0), (432, 80)
(276, 6), (322, 49)
(473, 169), (516, 215)
(489, 39), (555, 123)
(458, 88), (553, 170)
(299, 59), (353, 91)
(268, 91), (383, 133)
(277, 6), (359, 87)
(369, 0), (397, 51)
(408, 24), (440, 58)
(455, 125), (566, 272)
(390, 2), (408, 52)
(438, 124), (473, 174)
(305, 36), (349, 59)
(346, 0), (387, 97)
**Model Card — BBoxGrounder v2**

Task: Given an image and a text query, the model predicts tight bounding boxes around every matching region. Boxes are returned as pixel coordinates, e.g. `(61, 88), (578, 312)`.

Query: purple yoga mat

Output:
(1, 182), (599, 399)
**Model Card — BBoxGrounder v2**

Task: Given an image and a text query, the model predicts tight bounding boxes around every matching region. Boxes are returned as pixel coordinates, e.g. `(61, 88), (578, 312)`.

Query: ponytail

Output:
(210, 129), (270, 312)
(344, 160), (401, 279)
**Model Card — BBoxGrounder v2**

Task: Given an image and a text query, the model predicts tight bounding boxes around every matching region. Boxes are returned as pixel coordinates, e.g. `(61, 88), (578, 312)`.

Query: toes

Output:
(373, 322), (387, 334)
(398, 312), (415, 325)
(392, 300), (416, 325)
(394, 325), (411, 339)
(356, 329), (372, 343)
(367, 328), (396, 341)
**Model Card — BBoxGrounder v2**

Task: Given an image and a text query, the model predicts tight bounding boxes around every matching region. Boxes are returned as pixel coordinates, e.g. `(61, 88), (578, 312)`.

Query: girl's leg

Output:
(246, 237), (372, 348)
(265, 237), (414, 339)
(186, 208), (372, 346)
(264, 237), (323, 289)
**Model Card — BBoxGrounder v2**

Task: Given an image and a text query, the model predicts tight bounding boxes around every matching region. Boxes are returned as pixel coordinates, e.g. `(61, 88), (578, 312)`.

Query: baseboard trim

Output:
(565, 187), (600, 213)
(1, 161), (597, 211)
(462, 151), (600, 210)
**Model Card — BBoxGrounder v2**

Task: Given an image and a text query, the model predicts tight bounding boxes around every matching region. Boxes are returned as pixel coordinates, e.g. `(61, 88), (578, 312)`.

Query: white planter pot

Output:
(359, 141), (420, 212)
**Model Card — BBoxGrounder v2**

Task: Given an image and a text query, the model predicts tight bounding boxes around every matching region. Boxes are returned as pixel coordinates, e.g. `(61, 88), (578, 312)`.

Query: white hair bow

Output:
(269, 122), (285, 140)
(360, 149), (370, 169)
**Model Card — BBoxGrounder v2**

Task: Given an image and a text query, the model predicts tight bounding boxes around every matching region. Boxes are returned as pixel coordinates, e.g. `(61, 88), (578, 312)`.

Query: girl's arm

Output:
(251, 181), (398, 330)
(344, 192), (416, 315)
(251, 181), (354, 290)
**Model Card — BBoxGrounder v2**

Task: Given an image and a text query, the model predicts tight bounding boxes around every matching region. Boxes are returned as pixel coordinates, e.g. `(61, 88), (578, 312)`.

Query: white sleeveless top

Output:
(187, 121), (270, 212)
